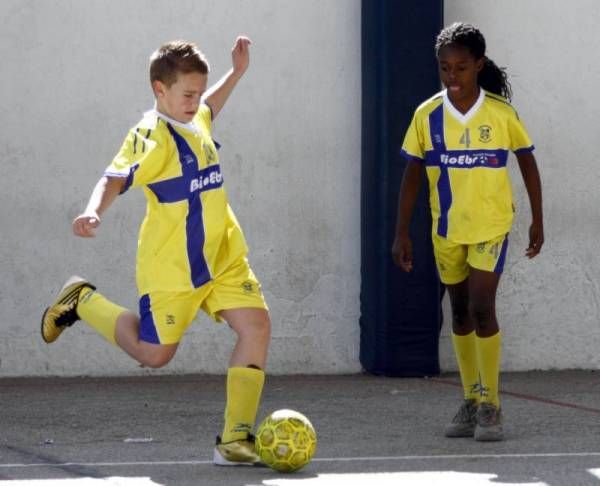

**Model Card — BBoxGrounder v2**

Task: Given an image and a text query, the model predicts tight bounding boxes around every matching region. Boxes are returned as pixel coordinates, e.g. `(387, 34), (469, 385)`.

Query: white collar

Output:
(442, 88), (485, 125)
(146, 105), (200, 134)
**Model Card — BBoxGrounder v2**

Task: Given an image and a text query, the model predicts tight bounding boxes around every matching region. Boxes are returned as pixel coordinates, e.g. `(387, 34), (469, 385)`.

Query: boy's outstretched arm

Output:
(391, 160), (424, 272)
(203, 36), (251, 120)
(516, 151), (544, 258)
(73, 176), (125, 237)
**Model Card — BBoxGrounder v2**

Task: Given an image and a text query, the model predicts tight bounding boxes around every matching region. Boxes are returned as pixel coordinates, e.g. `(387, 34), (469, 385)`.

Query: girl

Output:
(392, 22), (544, 441)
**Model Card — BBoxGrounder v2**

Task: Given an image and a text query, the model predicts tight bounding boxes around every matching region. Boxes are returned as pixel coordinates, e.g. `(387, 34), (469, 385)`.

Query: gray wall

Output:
(442, 0), (600, 371)
(0, 0), (362, 376)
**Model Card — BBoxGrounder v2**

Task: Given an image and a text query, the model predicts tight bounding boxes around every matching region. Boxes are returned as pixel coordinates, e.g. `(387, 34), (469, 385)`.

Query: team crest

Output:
(476, 242), (486, 253)
(242, 281), (254, 294)
(478, 125), (492, 143)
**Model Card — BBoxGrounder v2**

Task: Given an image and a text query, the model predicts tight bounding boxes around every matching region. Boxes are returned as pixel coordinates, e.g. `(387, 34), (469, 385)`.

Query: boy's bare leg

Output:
(113, 307), (270, 370)
(220, 308), (271, 369)
(114, 311), (178, 368)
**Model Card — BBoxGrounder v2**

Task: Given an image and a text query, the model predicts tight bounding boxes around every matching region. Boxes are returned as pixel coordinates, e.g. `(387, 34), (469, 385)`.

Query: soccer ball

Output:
(255, 409), (317, 472)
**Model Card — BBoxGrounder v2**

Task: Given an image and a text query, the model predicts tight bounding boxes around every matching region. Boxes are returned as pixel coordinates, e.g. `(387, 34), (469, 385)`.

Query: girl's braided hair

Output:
(435, 22), (512, 101)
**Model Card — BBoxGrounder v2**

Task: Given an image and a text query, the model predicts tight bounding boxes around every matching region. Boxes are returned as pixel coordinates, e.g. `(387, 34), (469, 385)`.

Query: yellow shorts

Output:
(138, 257), (268, 345)
(432, 233), (509, 285)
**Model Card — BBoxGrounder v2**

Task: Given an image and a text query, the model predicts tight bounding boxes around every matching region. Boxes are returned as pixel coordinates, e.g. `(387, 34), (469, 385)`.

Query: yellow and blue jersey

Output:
(401, 89), (534, 243)
(105, 104), (248, 295)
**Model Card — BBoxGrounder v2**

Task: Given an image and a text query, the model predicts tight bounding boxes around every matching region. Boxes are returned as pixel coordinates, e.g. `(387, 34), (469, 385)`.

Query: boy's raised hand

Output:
(232, 36), (251, 76)
(204, 36), (252, 119)
(73, 213), (100, 237)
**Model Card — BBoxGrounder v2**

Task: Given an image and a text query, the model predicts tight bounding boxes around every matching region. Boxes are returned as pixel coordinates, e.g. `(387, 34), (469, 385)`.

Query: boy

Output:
(41, 36), (271, 466)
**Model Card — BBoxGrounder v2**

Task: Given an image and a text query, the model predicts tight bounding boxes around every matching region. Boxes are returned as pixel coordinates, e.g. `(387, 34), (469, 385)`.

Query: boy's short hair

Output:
(150, 40), (209, 87)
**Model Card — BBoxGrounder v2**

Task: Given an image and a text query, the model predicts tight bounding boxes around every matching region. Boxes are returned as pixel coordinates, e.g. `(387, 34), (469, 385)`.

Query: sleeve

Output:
(400, 112), (426, 162)
(195, 103), (213, 134)
(507, 110), (534, 154)
(104, 127), (167, 193)
(195, 103), (222, 150)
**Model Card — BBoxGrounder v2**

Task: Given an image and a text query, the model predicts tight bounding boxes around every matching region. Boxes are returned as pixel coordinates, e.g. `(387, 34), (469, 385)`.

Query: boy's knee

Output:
(142, 348), (176, 368)
(143, 355), (172, 369)
(239, 312), (271, 341)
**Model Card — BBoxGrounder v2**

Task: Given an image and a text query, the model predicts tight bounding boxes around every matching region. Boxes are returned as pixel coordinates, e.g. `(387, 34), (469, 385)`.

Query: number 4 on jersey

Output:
(459, 128), (471, 148)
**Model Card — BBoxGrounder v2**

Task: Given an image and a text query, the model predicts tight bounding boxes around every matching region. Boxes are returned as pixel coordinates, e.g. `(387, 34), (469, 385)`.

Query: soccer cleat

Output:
(474, 402), (504, 441)
(444, 399), (478, 438)
(213, 435), (264, 467)
(41, 276), (95, 343)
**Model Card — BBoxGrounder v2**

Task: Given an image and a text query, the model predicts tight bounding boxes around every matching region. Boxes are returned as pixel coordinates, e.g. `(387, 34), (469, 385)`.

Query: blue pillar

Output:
(360, 0), (444, 376)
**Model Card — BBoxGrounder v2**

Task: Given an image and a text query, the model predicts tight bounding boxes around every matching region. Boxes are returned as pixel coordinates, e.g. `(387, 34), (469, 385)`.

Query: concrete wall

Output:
(0, 0), (362, 376)
(2, 0), (597, 377)
(441, 0), (600, 371)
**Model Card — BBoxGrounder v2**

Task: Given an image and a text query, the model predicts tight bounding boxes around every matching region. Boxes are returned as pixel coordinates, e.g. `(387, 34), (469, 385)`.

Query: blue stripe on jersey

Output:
(493, 234), (509, 274)
(186, 191), (209, 287)
(147, 165), (224, 203)
(426, 149), (509, 169)
(164, 123), (211, 288)
(428, 104), (452, 238)
(139, 294), (161, 344)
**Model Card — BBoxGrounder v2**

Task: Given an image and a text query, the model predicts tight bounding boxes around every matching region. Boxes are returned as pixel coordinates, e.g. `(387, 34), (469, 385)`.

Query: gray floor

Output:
(1, 371), (599, 485)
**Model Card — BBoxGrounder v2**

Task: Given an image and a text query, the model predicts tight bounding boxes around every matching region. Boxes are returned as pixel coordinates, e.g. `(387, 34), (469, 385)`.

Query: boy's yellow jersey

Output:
(401, 89), (534, 244)
(105, 104), (248, 294)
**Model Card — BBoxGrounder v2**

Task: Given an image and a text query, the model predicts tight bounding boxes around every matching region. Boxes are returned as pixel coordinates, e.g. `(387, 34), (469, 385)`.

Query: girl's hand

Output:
(392, 235), (414, 272)
(73, 213), (100, 237)
(526, 221), (544, 258)
(232, 36), (251, 77)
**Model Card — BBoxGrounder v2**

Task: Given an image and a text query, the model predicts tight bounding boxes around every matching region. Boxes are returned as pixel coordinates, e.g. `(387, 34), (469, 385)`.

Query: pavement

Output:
(1, 370), (599, 485)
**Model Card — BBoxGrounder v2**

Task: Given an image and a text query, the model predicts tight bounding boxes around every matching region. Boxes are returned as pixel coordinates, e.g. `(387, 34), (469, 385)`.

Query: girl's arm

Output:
(516, 151), (544, 258)
(391, 160), (424, 271)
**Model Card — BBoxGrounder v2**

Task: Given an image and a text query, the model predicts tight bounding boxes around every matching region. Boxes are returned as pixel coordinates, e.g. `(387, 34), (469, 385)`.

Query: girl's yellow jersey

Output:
(105, 105), (248, 294)
(401, 89), (534, 244)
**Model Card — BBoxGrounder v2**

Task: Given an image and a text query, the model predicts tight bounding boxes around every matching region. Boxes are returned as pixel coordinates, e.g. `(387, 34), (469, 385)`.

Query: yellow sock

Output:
(76, 287), (127, 345)
(222, 367), (265, 443)
(452, 331), (480, 403)
(475, 331), (502, 407)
